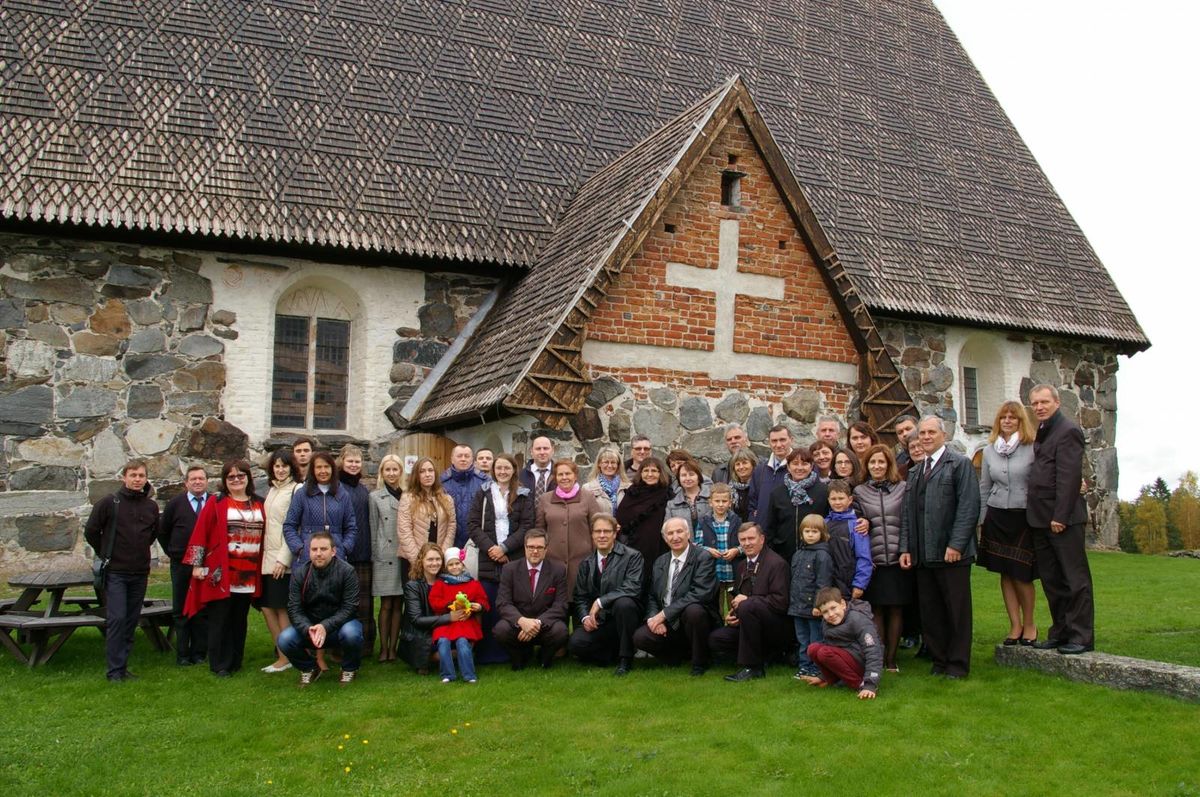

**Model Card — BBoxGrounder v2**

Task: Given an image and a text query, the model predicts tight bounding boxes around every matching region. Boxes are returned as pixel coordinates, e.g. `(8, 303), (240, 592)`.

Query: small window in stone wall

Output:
(271, 315), (350, 430)
(721, 171), (744, 207)
(962, 366), (980, 427)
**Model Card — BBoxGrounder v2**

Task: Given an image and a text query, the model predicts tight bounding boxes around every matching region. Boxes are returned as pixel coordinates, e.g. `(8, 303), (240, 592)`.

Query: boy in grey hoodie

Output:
(800, 586), (883, 699)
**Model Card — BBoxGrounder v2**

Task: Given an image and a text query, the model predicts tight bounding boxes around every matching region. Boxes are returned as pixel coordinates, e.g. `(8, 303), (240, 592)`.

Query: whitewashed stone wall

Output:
(200, 255), (424, 445)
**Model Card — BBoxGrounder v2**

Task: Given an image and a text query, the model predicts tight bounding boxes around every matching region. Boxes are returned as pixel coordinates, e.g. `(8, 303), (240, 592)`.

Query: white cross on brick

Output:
(665, 218), (785, 363)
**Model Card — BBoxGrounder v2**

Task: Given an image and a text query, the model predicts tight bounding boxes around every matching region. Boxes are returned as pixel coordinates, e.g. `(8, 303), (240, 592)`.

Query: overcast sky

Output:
(933, 1), (1199, 499)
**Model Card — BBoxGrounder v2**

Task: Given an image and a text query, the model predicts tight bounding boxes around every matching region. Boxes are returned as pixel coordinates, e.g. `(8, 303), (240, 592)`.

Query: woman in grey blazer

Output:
(978, 400), (1039, 645)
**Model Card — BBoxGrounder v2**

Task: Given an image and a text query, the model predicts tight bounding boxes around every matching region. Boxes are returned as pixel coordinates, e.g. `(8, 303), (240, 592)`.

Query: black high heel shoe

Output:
(1002, 637), (1020, 646)
(1018, 636), (1037, 647)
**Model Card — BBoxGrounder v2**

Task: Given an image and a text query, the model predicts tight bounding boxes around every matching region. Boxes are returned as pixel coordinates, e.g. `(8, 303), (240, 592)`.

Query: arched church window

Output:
(958, 335), (1006, 432)
(271, 284), (354, 430)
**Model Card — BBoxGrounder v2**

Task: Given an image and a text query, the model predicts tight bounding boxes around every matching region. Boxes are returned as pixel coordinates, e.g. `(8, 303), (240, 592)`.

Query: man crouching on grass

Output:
(276, 532), (363, 687)
(801, 587), (883, 700)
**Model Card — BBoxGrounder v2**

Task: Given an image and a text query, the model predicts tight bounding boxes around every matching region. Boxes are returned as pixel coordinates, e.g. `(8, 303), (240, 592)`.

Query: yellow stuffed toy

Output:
(449, 591), (473, 618)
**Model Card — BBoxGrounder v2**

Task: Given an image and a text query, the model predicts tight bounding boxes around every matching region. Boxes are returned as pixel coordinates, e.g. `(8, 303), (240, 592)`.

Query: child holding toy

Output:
(428, 547), (490, 683)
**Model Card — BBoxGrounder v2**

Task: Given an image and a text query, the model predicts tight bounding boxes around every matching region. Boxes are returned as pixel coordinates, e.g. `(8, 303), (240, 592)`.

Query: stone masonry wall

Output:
(876, 317), (1121, 547)
(0, 233), (247, 569)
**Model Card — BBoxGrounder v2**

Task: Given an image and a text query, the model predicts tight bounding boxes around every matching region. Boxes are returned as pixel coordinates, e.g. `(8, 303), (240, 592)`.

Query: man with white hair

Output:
(711, 424), (748, 484)
(632, 517), (719, 676)
(899, 416), (980, 679)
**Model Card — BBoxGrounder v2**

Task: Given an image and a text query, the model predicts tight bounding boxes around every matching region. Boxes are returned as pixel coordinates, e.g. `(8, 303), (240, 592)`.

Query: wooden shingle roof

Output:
(0, 0), (1147, 349)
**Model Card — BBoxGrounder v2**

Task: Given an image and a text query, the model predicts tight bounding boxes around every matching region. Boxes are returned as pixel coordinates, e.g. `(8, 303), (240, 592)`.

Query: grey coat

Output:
(665, 481), (713, 531)
(978, 442), (1033, 524)
(900, 448), (980, 567)
(368, 487), (404, 596)
(853, 480), (907, 567)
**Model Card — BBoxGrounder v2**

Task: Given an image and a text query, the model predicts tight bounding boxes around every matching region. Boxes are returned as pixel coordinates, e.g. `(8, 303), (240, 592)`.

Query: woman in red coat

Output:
(184, 459), (264, 677)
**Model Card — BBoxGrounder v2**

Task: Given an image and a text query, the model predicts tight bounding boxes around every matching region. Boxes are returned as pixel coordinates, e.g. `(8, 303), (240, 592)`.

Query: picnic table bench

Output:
(0, 571), (176, 667)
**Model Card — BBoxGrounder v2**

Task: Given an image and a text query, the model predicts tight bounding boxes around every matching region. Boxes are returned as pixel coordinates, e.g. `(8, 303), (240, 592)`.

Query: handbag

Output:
(92, 494), (120, 597)
(463, 540), (480, 579)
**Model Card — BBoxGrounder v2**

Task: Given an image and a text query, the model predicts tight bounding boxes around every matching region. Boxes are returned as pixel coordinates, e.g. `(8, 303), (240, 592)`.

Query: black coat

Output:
(157, 491), (210, 561)
(400, 578), (451, 670)
(615, 481), (670, 566)
(287, 557), (359, 636)
(645, 543), (719, 628)
(759, 480), (830, 562)
(467, 485), (536, 581)
(1027, 410), (1088, 528)
(84, 484), (159, 575)
(729, 547), (790, 617)
(573, 542), (644, 624)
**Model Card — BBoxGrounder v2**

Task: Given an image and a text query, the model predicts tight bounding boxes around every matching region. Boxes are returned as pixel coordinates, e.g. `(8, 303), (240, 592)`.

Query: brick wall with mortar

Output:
(589, 115), (859, 364)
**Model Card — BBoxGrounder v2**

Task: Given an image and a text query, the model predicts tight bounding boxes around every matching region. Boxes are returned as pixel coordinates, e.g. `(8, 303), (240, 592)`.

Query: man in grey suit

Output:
(493, 529), (569, 669)
(632, 517), (719, 676)
(900, 416), (980, 678)
(1027, 385), (1094, 655)
(569, 514), (644, 676)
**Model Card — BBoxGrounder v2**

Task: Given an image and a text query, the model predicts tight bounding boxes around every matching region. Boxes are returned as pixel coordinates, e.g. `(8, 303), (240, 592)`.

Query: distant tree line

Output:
(1118, 473), (1200, 554)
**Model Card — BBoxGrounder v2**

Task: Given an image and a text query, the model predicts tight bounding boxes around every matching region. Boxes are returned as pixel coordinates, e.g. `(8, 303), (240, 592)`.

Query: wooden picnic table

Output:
(0, 570), (173, 668)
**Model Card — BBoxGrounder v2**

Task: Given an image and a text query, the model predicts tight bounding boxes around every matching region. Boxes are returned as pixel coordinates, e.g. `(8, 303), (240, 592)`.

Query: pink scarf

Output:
(555, 483), (580, 500)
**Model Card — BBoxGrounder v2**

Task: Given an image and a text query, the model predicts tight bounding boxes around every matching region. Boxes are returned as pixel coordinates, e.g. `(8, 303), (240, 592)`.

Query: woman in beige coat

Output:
(536, 459), (603, 598)
(397, 457), (455, 564)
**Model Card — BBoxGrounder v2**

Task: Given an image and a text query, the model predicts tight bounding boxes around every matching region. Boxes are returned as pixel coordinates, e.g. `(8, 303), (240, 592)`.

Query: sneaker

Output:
(339, 670), (357, 685)
(299, 669), (322, 687)
(441, 677), (452, 683)
(466, 678), (477, 684)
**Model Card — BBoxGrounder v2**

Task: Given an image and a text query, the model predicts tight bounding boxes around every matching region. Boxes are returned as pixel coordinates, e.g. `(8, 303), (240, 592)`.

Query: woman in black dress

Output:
(759, 448), (829, 562)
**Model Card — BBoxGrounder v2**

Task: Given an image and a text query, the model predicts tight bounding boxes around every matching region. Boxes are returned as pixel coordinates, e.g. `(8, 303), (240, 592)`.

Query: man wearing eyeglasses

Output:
(625, 434), (654, 481)
(157, 465), (211, 666)
(493, 529), (569, 669)
(708, 523), (791, 681)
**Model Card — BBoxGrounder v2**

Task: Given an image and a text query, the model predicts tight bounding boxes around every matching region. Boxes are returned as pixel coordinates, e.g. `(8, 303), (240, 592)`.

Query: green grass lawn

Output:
(1, 552), (1196, 796)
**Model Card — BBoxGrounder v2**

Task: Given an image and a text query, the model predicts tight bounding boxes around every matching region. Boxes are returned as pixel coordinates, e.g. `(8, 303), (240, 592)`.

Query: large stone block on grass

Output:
(995, 644), (1200, 702)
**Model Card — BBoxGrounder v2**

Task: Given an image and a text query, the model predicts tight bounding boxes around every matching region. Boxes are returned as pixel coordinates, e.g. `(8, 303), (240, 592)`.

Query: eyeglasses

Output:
(525, 544), (547, 552)
(227, 473), (248, 481)
(633, 446), (651, 452)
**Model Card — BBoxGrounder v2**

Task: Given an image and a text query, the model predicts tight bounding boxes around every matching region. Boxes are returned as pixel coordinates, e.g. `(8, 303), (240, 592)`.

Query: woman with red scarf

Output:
(185, 459), (264, 677)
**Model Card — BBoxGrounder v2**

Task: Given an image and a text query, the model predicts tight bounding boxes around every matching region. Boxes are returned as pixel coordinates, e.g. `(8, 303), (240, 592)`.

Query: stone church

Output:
(0, 0), (1147, 566)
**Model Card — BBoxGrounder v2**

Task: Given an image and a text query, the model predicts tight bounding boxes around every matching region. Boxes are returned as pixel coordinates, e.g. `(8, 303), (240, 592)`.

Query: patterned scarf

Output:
(598, 473), (621, 505)
(784, 471), (819, 506)
(994, 432), (1021, 456)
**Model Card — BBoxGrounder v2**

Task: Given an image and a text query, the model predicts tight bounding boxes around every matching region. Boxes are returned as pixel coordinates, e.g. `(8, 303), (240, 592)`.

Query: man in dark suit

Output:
(708, 523), (791, 681)
(899, 416), (980, 678)
(493, 529), (569, 669)
(156, 465), (210, 666)
(747, 425), (794, 523)
(518, 435), (556, 500)
(633, 517), (719, 676)
(569, 514), (644, 675)
(1027, 385), (1094, 655)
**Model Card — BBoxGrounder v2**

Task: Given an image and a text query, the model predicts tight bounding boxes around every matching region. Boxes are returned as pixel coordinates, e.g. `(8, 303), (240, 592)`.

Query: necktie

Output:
(536, 469), (548, 496)
(924, 458), (933, 478)
(529, 567), (538, 594)
(192, 495), (204, 513)
(666, 558), (682, 606)
(599, 555), (607, 574)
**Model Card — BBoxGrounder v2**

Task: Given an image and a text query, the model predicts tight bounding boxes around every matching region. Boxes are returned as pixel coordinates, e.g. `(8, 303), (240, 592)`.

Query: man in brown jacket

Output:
(708, 523), (791, 681)
(493, 529), (569, 669)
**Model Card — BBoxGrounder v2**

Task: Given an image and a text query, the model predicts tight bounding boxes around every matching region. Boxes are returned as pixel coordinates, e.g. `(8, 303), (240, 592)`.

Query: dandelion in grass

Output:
(338, 744), (344, 750)
(362, 739), (369, 745)
(345, 767), (351, 774)
(451, 729), (458, 735)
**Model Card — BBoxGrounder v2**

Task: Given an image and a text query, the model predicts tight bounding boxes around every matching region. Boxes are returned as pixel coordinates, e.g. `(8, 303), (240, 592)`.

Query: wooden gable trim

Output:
(733, 88), (917, 441)
(503, 78), (915, 438)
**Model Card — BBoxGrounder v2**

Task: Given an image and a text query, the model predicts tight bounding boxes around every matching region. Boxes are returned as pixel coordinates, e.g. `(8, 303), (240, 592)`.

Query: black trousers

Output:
(707, 601), (791, 668)
(493, 619), (568, 665)
(1032, 523), (1094, 647)
(632, 603), (713, 668)
(104, 571), (147, 679)
(916, 564), (972, 677)
(169, 559), (207, 662)
(352, 562), (375, 648)
(567, 596), (640, 664)
(206, 593), (252, 674)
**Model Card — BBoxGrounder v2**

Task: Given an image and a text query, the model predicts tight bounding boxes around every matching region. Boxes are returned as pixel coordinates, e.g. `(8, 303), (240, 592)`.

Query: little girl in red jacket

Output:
(428, 547), (489, 683)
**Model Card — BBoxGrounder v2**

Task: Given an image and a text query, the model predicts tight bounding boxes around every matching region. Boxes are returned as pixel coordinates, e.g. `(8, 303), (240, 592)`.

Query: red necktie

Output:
(529, 567), (537, 594)
(599, 555), (607, 574)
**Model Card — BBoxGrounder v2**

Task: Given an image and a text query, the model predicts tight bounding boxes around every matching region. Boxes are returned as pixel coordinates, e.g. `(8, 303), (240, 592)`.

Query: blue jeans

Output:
(277, 620), (363, 672)
(794, 617), (824, 672)
(436, 636), (477, 682)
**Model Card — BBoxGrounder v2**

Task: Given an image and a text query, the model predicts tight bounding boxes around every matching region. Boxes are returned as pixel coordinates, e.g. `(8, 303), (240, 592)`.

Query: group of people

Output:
(84, 384), (1095, 697)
